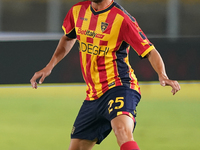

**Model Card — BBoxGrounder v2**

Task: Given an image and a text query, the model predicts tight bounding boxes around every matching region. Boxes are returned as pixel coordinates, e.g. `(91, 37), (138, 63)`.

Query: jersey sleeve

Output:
(123, 17), (155, 58)
(62, 7), (77, 39)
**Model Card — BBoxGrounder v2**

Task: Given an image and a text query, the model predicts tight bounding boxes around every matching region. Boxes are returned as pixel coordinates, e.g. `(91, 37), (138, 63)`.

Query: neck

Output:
(91, 0), (113, 11)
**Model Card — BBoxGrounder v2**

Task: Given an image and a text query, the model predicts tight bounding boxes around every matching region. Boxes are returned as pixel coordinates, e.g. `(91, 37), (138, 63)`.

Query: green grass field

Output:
(0, 82), (200, 150)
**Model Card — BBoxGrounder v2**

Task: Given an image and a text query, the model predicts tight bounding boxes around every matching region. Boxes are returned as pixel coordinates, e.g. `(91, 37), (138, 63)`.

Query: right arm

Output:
(30, 35), (76, 89)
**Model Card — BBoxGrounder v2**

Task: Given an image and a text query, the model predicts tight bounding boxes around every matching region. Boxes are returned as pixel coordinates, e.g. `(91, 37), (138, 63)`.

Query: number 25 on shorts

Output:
(108, 97), (124, 114)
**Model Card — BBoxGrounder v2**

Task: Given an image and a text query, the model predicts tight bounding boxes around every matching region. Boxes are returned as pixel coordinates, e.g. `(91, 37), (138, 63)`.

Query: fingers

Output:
(30, 67), (51, 89)
(30, 72), (40, 89)
(31, 82), (37, 89)
(30, 76), (38, 89)
(171, 81), (181, 95)
(39, 74), (46, 84)
(160, 79), (181, 95)
(30, 72), (46, 89)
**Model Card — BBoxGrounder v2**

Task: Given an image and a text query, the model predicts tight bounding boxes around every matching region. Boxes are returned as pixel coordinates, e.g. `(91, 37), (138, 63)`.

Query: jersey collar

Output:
(90, 1), (115, 15)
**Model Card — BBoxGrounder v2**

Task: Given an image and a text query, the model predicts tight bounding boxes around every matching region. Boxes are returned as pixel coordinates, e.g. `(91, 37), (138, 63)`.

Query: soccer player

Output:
(30, 0), (181, 150)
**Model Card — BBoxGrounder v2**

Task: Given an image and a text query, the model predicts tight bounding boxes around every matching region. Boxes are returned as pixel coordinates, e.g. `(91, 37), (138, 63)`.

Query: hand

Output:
(30, 67), (52, 89)
(159, 77), (181, 95)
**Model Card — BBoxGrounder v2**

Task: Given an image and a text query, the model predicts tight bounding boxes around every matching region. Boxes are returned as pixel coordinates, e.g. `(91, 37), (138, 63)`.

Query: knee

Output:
(113, 123), (131, 139)
(68, 139), (97, 150)
(112, 123), (134, 146)
(111, 115), (134, 145)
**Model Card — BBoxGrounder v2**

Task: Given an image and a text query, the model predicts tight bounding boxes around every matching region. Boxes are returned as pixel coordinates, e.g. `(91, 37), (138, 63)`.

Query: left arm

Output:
(146, 49), (181, 95)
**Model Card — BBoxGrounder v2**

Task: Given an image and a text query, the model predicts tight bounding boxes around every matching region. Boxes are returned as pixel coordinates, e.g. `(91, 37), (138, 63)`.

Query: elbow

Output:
(146, 48), (158, 59)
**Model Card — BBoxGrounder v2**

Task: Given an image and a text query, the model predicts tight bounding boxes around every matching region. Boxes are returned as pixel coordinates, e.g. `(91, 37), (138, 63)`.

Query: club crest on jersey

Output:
(101, 22), (109, 32)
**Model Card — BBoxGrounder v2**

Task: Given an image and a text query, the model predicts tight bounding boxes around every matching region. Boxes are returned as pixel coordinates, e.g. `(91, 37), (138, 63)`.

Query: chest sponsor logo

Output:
(80, 42), (109, 56)
(77, 28), (104, 39)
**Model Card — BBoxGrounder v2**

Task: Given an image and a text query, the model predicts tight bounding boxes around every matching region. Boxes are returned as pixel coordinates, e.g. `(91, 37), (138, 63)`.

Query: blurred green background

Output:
(0, 82), (199, 150)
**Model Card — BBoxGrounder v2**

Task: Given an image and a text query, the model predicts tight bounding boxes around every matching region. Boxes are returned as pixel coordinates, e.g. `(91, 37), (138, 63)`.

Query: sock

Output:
(120, 141), (140, 150)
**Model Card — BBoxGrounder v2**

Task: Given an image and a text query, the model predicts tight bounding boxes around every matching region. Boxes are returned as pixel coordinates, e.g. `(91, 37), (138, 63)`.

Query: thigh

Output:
(106, 86), (141, 122)
(71, 100), (97, 140)
(111, 115), (134, 146)
(68, 139), (97, 150)
(71, 100), (112, 144)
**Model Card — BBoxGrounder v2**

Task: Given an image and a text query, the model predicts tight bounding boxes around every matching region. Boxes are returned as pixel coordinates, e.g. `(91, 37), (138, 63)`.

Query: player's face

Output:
(90, 0), (104, 4)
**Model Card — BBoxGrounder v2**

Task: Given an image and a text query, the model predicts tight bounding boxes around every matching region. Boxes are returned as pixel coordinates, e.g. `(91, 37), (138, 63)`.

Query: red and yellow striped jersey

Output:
(62, 1), (155, 100)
